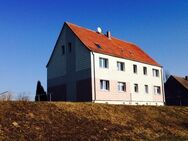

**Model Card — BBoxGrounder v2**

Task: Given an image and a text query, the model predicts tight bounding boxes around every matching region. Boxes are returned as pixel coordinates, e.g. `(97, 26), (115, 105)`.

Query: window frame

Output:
(134, 83), (139, 93)
(100, 80), (110, 91)
(145, 85), (149, 93)
(154, 86), (161, 94)
(117, 61), (125, 71)
(99, 57), (109, 68)
(143, 67), (147, 75)
(133, 64), (137, 74)
(61, 45), (65, 55)
(68, 42), (72, 53)
(118, 82), (126, 92)
(152, 69), (159, 77)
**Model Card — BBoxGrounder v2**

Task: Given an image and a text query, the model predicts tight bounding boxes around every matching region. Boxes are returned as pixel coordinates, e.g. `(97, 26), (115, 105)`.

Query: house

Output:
(165, 75), (188, 106)
(46, 22), (165, 105)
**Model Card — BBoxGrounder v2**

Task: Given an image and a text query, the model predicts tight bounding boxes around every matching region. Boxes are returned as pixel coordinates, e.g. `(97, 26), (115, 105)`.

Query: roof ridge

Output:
(173, 75), (185, 79)
(66, 22), (135, 45)
(65, 22), (105, 35)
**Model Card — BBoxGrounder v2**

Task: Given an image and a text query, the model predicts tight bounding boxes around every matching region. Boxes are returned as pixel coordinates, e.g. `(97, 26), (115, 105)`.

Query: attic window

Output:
(61, 45), (65, 55)
(95, 43), (102, 49)
(68, 42), (72, 53)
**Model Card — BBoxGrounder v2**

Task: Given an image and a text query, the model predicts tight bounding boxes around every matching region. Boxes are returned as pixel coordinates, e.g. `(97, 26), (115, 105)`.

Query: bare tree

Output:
(17, 92), (30, 101)
(0, 91), (13, 101)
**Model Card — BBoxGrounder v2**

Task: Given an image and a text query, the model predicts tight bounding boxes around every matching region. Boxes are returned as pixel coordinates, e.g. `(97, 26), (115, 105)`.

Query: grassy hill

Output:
(0, 101), (188, 140)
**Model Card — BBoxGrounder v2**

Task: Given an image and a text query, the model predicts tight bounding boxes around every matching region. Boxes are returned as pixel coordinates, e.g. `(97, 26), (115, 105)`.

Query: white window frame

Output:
(133, 64), (137, 74)
(145, 85), (149, 93)
(152, 69), (159, 77)
(117, 61), (125, 71)
(134, 84), (139, 92)
(154, 86), (161, 94)
(100, 80), (110, 91)
(118, 82), (126, 92)
(143, 67), (147, 75)
(99, 57), (109, 68)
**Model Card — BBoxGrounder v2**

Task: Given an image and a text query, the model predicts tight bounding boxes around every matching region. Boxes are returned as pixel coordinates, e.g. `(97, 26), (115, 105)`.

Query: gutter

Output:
(161, 68), (166, 105)
(92, 52), (96, 101)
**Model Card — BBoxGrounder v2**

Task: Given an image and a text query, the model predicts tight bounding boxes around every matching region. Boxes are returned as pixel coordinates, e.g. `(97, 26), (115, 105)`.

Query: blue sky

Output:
(0, 0), (188, 99)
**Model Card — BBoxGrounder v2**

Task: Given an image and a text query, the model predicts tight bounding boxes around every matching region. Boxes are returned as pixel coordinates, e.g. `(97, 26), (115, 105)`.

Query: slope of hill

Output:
(0, 101), (187, 140)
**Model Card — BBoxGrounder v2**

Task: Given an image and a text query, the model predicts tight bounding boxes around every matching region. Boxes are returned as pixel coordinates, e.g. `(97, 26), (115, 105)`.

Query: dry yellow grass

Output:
(0, 101), (187, 140)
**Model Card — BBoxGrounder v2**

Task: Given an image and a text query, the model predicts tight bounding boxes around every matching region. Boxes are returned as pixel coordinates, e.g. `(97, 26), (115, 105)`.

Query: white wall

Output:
(91, 52), (164, 105)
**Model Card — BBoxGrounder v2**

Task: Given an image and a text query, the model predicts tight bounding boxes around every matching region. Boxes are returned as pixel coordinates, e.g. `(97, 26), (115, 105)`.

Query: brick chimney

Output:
(185, 76), (188, 80)
(106, 31), (111, 39)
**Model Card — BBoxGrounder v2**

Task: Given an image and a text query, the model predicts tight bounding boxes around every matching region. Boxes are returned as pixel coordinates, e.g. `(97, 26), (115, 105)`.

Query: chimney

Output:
(106, 31), (111, 39)
(185, 76), (188, 80)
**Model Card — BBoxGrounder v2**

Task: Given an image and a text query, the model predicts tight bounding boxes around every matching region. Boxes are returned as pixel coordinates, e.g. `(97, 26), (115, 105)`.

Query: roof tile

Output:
(66, 22), (161, 67)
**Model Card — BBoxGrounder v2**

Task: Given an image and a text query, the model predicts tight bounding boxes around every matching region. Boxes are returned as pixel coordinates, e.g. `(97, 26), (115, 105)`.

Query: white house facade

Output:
(91, 52), (164, 105)
(47, 22), (165, 105)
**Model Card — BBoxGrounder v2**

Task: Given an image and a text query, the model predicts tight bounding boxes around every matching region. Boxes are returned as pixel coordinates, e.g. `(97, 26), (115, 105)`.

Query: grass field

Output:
(0, 101), (188, 140)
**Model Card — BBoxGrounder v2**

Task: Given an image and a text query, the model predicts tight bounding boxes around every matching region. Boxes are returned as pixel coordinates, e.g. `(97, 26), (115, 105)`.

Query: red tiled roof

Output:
(66, 22), (161, 67)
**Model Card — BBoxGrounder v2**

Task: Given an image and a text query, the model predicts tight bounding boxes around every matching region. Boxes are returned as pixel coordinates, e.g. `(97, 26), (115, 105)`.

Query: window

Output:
(118, 82), (126, 92)
(95, 43), (102, 49)
(61, 45), (65, 55)
(100, 80), (109, 90)
(154, 86), (161, 94)
(68, 42), (72, 53)
(145, 85), (148, 93)
(143, 67), (147, 75)
(117, 61), (125, 71)
(99, 58), (108, 68)
(134, 84), (138, 92)
(133, 65), (137, 74)
(153, 69), (159, 77)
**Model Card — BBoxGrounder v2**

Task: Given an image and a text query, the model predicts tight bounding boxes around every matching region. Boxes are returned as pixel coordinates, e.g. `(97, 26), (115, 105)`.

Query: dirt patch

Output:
(0, 101), (188, 140)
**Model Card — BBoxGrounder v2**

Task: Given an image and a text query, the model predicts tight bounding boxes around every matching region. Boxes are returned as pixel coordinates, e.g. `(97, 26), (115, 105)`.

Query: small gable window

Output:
(68, 42), (72, 53)
(61, 45), (65, 55)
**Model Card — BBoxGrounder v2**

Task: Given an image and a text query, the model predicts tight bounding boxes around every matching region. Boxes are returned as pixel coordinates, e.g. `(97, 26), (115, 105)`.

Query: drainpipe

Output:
(92, 52), (96, 101)
(161, 67), (165, 105)
(130, 92), (132, 105)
